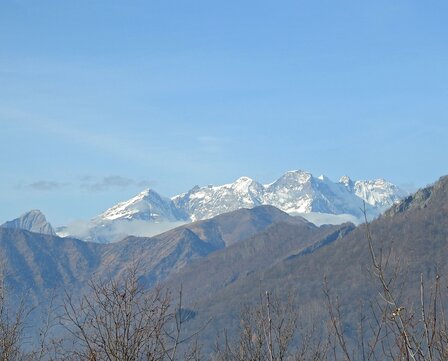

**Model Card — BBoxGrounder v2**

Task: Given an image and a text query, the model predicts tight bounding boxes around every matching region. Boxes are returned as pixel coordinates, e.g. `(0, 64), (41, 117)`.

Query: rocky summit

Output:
(1, 209), (56, 236)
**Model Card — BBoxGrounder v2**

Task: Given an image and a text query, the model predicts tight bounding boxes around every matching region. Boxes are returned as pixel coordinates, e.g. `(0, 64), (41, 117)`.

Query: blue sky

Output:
(1, 0), (447, 225)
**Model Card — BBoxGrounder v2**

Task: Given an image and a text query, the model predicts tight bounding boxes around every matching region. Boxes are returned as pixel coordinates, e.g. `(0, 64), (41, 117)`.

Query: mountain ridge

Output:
(4, 170), (405, 243)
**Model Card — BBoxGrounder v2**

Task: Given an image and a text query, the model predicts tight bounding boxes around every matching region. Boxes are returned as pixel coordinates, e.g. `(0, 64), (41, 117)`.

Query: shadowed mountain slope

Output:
(0, 228), (101, 299)
(98, 205), (306, 284)
(181, 204), (308, 247)
(0, 205), (308, 299)
(164, 220), (354, 307)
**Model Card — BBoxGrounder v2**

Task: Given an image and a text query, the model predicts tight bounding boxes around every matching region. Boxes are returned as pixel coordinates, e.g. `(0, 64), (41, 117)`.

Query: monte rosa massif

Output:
(3, 170), (406, 243)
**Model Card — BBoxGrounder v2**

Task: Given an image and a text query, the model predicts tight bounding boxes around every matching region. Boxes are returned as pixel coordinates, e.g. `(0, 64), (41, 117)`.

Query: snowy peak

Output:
(232, 176), (256, 189)
(264, 170), (314, 213)
(99, 189), (151, 221)
(60, 189), (191, 243)
(268, 170), (312, 187)
(97, 188), (188, 223)
(354, 179), (407, 209)
(1, 210), (56, 235)
(339, 175), (354, 191)
(338, 176), (405, 209)
(266, 172), (368, 216)
(231, 176), (264, 198)
(172, 176), (265, 221)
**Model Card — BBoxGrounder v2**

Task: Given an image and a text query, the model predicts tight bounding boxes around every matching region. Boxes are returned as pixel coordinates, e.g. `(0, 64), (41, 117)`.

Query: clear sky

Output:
(1, 0), (447, 225)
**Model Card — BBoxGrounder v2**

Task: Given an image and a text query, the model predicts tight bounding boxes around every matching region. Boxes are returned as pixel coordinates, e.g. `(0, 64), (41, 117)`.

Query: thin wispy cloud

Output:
(81, 176), (153, 192)
(17, 181), (69, 191)
(16, 176), (152, 193)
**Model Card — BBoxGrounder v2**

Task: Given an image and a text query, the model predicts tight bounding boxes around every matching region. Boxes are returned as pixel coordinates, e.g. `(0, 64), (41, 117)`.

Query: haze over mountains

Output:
(45, 170), (405, 243)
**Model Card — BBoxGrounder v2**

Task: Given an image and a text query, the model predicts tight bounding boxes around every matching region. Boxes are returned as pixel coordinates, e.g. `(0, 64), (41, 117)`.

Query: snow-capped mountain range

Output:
(3, 170), (406, 243)
(57, 170), (404, 242)
(173, 170), (405, 221)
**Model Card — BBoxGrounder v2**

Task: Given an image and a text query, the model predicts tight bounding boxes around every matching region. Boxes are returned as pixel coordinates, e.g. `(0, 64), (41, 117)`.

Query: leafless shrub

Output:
(0, 265), (36, 361)
(322, 204), (448, 361)
(60, 265), (202, 361)
(215, 291), (328, 361)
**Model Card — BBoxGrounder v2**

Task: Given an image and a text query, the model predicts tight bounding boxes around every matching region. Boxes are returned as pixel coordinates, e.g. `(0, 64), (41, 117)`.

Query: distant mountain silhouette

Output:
(1, 209), (56, 235)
